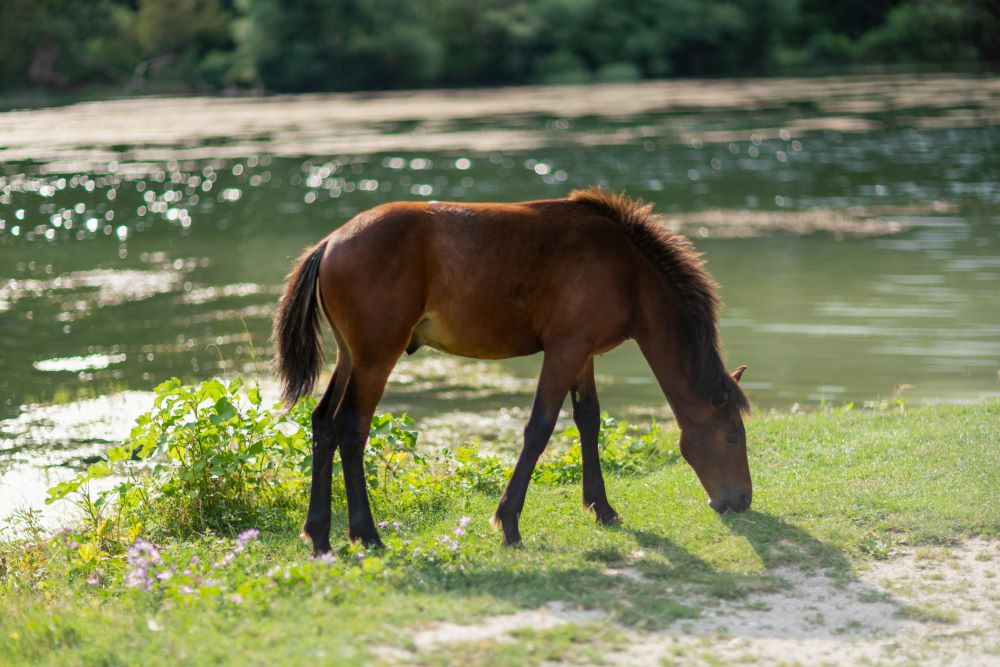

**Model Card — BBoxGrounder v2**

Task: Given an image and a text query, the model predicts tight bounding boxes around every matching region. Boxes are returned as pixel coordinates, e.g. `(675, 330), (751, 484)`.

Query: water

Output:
(1, 76), (998, 506)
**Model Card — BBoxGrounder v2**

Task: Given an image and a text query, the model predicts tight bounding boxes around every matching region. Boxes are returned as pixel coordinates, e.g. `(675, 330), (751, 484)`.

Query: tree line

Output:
(1, 0), (996, 96)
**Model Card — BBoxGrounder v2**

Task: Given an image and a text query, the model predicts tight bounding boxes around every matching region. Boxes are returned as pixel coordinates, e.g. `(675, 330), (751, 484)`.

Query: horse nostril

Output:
(735, 493), (750, 512)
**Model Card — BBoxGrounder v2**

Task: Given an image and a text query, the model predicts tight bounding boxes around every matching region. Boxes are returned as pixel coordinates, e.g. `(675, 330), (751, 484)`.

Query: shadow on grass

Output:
(720, 509), (855, 574)
(393, 509), (888, 635)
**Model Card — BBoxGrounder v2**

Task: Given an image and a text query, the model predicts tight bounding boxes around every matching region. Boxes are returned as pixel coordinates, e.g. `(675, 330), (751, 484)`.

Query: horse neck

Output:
(633, 274), (709, 429)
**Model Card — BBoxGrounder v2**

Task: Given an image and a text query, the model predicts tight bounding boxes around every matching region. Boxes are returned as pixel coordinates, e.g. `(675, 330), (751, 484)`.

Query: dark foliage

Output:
(0, 0), (993, 95)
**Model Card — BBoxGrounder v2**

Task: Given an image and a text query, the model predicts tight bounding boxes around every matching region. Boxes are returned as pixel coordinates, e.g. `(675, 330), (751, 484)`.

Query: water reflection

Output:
(0, 79), (997, 424)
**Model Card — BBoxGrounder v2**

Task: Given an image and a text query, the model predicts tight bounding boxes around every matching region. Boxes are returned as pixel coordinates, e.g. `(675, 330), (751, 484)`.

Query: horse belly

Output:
(410, 310), (542, 360)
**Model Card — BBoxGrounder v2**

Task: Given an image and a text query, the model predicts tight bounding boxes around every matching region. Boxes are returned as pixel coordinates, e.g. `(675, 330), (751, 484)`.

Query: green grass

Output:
(1, 400), (998, 666)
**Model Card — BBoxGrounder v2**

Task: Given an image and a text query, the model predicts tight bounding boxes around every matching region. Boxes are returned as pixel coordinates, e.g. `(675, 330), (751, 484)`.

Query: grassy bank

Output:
(1, 379), (997, 666)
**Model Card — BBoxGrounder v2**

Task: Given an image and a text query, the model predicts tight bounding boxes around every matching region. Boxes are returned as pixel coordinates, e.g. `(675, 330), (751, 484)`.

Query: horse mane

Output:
(568, 187), (749, 413)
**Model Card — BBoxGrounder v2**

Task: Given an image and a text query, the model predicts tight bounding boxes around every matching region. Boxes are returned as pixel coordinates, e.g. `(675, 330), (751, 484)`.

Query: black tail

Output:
(273, 241), (328, 407)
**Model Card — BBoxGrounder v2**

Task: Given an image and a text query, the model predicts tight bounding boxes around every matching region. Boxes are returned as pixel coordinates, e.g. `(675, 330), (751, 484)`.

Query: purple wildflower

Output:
(378, 521), (389, 530)
(86, 572), (101, 586)
(232, 529), (260, 555)
(454, 527), (466, 538)
(458, 516), (472, 528)
(128, 539), (161, 562)
(216, 552), (237, 568)
(237, 528), (260, 544)
(314, 552), (336, 564)
(215, 527), (261, 567)
(125, 539), (162, 590)
(392, 521), (402, 531)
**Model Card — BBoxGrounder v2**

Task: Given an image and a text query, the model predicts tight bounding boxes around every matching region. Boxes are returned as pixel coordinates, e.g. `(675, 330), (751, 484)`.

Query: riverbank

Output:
(2, 397), (997, 666)
(2, 74), (997, 169)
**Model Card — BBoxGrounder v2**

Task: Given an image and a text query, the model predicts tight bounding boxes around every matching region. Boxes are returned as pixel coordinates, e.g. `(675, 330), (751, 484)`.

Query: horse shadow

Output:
(397, 508), (905, 640)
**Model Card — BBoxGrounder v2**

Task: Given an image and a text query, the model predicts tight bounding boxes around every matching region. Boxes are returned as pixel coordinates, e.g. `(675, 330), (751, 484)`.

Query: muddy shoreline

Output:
(2, 74), (996, 168)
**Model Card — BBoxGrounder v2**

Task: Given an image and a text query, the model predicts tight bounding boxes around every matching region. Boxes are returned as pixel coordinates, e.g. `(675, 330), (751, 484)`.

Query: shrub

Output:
(533, 51), (591, 85)
(859, 2), (979, 64)
(593, 62), (643, 83)
(47, 377), (313, 539)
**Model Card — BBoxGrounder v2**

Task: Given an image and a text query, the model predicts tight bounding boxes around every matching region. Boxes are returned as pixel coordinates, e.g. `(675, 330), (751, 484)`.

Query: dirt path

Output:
(393, 539), (1000, 666)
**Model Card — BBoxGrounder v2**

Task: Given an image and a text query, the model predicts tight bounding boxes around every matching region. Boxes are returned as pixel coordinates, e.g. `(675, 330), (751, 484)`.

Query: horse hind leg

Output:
(303, 360), (351, 555)
(571, 358), (620, 525)
(334, 361), (397, 548)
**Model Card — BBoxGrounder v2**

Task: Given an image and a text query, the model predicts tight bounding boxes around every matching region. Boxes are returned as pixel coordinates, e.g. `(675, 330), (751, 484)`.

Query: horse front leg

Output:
(571, 359), (620, 525)
(492, 344), (589, 546)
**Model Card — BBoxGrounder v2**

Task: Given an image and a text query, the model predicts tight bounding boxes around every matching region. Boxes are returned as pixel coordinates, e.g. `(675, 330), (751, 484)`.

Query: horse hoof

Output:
(348, 526), (384, 549)
(586, 501), (622, 526)
(354, 536), (384, 549)
(502, 534), (523, 548)
(310, 540), (332, 556)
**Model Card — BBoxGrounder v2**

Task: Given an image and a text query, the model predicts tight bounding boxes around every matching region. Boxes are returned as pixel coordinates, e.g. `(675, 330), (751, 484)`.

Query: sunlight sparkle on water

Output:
(33, 353), (127, 373)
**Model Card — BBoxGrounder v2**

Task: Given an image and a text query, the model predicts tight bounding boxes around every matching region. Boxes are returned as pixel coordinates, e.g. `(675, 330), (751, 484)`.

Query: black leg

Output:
(493, 345), (588, 546)
(303, 368), (346, 555)
(571, 359), (619, 525)
(334, 365), (392, 549)
(339, 436), (383, 548)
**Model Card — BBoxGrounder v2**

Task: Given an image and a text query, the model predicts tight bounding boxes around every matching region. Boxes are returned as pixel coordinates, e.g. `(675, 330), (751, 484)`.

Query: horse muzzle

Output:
(709, 490), (751, 514)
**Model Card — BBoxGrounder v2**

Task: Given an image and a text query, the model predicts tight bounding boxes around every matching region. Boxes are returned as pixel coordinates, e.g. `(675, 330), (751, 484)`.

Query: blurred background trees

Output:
(0, 0), (995, 96)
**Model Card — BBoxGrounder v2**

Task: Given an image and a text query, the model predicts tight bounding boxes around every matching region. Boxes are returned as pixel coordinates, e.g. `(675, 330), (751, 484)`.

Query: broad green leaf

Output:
(76, 542), (99, 562)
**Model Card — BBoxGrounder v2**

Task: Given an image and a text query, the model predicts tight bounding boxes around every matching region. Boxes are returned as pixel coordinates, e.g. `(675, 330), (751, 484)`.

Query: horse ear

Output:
(730, 365), (747, 383)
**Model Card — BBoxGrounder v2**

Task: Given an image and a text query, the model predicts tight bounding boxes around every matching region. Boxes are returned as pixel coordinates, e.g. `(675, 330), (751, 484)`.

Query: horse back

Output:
(319, 198), (640, 360)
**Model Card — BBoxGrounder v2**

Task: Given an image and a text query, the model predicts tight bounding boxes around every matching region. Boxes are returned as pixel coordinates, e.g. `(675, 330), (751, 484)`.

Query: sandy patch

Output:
(385, 540), (1000, 666)
(620, 539), (1000, 666)
(411, 601), (607, 652)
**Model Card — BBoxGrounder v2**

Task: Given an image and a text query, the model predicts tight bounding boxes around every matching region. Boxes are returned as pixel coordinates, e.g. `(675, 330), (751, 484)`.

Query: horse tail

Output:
(273, 240), (328, 407)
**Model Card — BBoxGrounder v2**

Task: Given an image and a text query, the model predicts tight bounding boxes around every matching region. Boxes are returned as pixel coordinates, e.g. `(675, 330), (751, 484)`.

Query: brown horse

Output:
(274, 187), (750, 554)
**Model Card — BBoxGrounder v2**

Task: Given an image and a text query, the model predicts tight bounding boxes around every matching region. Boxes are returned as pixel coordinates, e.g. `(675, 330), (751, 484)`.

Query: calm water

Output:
(1, 79), (998, 430)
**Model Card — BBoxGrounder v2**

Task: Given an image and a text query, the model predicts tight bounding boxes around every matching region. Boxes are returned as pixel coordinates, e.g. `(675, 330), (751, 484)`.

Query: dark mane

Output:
(569, 187), (749, 413)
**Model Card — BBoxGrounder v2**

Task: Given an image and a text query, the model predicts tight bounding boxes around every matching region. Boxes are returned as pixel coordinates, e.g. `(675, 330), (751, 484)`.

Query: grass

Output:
(1, 394), (998, 666)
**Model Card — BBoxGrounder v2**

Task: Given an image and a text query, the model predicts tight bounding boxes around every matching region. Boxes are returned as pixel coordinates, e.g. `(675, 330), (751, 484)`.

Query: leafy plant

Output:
(364, 412), (422, 493)
(534, 415), (679, 484)
(45, 378), (672, 553)
(47, 377), (312, 539)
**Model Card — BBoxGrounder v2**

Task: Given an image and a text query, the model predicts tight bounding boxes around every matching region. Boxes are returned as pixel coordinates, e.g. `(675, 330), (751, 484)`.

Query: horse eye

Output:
(725, 434), (739, 446)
